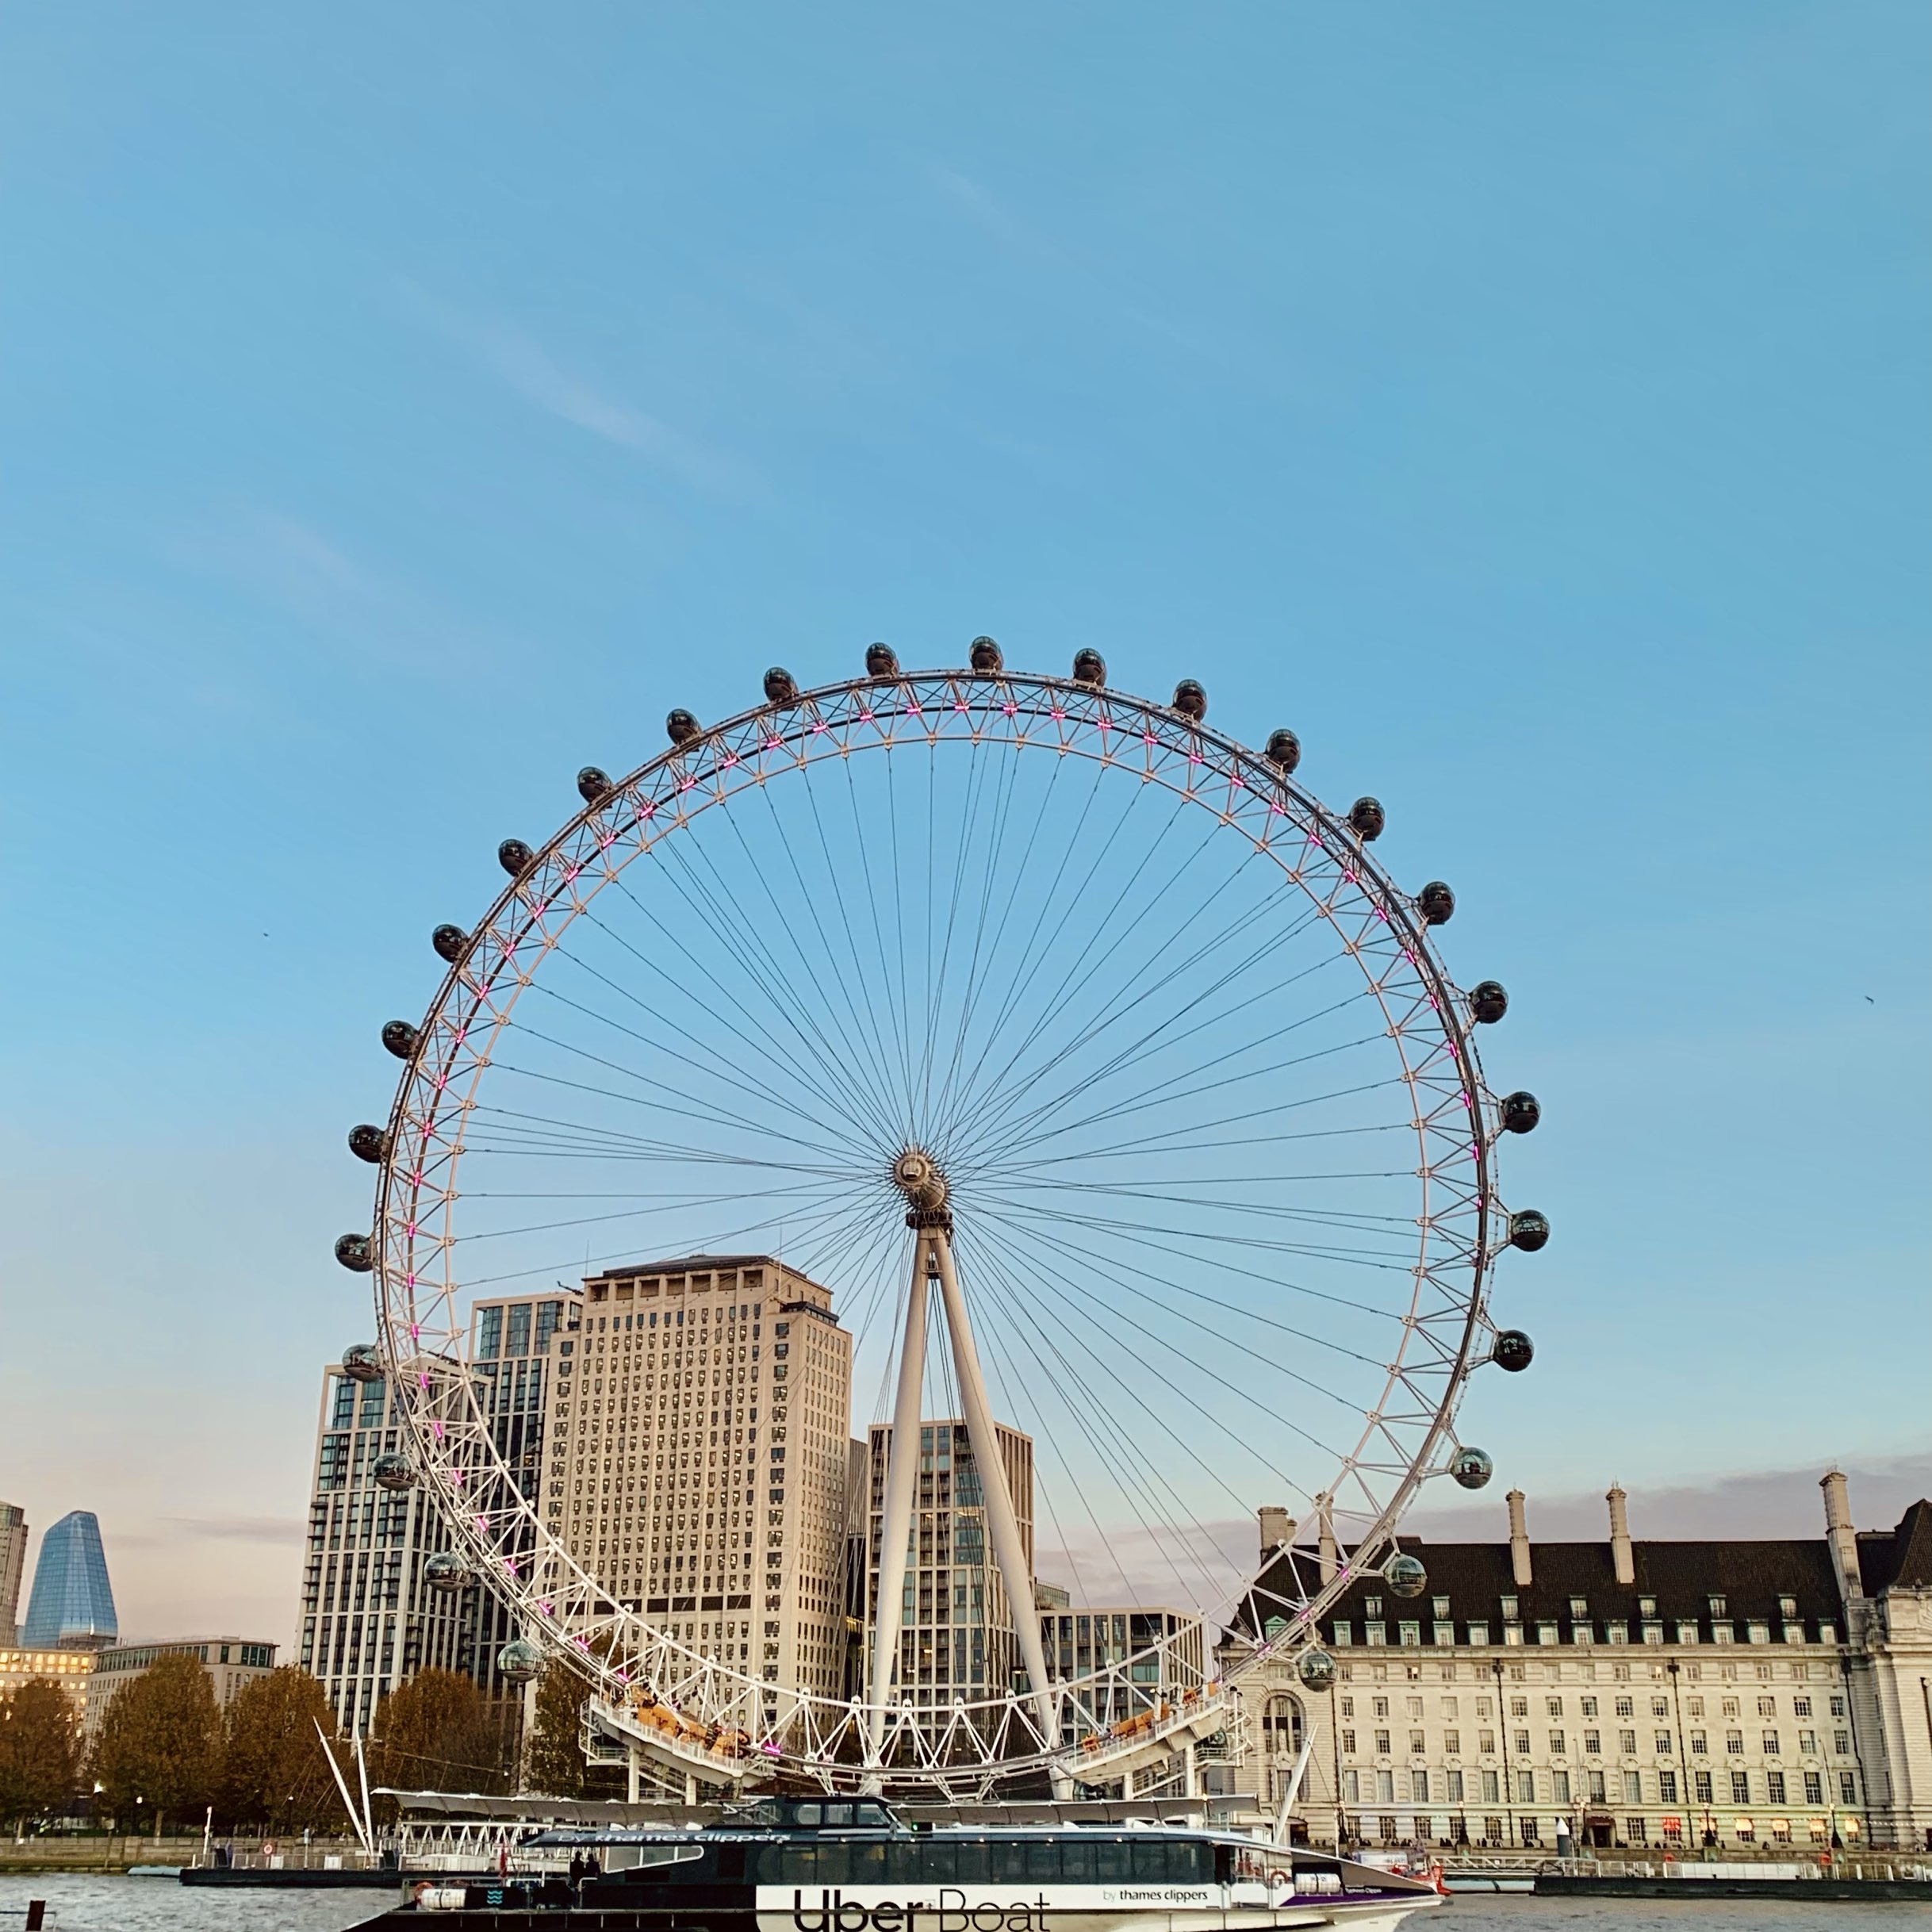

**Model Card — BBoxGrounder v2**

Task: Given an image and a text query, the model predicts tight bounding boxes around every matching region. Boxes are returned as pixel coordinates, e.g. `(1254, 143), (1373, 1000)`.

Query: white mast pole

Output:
(864, 1240), (931, 1776)
(928, 1222), (1069, 1798)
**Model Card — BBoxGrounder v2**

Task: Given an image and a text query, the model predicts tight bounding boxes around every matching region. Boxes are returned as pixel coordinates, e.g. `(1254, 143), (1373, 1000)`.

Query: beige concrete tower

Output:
(540, 1255), (851, 1709)
(1607, 1483), (1635, 1585)
(1506, 1488), (1533, 1586)
(0, 1504), (25, 1645)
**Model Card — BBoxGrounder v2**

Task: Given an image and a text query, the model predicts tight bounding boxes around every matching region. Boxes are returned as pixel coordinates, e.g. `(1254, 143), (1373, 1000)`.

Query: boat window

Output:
(1059, 1841), (1096, 1884)
(795, 1804), (822, 1827)
(991, 1842), (1031, 1882)
(823, 1804), (854, 1828)
(854, 1804), (891, 1829)
(1094, 1838), (1130, 1881)
(887, 1842), (941, 1883)
(951, 1841), (989, 1881)
(763, 1846), (817, 1883)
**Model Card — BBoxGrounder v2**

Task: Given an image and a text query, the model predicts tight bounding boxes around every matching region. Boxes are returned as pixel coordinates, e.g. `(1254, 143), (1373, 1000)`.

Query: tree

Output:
(89, 1653), (222, 1834)
(219, 1666), (349, 1836)
(0, 1680), (82, 1827)
(367, 1669), (515, 1811)
(523, 1662), (621, 1799)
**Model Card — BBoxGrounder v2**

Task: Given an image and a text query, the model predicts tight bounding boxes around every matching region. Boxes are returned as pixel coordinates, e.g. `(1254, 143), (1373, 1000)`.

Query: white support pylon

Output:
(929, 1221), (1071, 1799)
(863, 1240), (932, 1781)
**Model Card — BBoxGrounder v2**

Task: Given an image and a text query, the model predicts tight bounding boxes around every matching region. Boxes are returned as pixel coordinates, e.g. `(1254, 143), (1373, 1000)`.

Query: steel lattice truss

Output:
(362, 664), (1528, 1794)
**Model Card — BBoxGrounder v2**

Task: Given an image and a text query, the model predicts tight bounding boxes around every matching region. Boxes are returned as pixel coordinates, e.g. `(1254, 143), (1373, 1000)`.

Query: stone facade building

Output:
(82, 1637), (278, 1743)
(1223, 1469), (1932, 1853)
(538, 1255), (853, 1719)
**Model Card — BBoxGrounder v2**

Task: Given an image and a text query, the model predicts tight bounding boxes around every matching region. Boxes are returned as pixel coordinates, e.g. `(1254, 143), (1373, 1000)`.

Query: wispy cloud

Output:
(397, 282), (758, 497)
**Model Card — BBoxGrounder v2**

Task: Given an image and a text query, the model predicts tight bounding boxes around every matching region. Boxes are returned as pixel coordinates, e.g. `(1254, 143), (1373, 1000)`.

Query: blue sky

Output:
(1, 4), (1926, 1642)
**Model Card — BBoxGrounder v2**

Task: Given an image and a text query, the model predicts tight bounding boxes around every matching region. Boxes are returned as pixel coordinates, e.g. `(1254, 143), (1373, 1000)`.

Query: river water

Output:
(3, 1880), (1930, 1932)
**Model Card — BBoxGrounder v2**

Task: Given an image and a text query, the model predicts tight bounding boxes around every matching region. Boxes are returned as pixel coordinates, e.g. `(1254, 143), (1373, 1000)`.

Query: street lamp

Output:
(1491, 1659), (1516, 1850)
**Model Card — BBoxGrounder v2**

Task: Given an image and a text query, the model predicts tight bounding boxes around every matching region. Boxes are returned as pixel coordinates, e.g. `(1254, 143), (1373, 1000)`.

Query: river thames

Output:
(4, 1879), (1932, 1932)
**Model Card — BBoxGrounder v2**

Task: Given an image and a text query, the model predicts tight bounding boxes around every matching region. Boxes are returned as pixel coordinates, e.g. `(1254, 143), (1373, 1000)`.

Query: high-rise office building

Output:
(21, 1510), (117, 1650)
(299, 1291), (573, 1731)
(863, 1416), (1034, 1739)
(539, 1255), (852, 1715)
(0, 1504), (26, 1645)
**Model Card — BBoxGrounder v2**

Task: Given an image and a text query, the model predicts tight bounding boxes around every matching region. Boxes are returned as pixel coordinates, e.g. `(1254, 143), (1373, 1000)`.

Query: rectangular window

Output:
(1375, 1769), (1395, 1804)
(1516, 1769), (1535, 1804)
(1624, 1771), (1642, 1804)
(1659, 1769), (1677, 1802)
(1466, 1621), (1489, 1646)
(1481, 1769), (1499, 1802)
(1411, 1770), (1429, 1803)
(1804, 1772), (1823, 1804)
(1694, 1771), (1713, 1804)
(1766, 1771), (1787, 1804)
(1447, 1769), (1464, 1802)
(477, 1305), (502, 1359)
(1587, 1770), (1606, 1801)
(1552, 1770), (1570, 1803)
(1731, 1772), (1750, 1804)
(1398, 1620), (1420, 1646)
(1839, 1772), (1856, 1804)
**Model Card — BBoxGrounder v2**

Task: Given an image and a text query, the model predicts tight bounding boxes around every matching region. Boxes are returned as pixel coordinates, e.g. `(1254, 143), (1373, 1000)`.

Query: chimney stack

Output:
(1258, 1507), (1295, 1566)
(1506, 1489), (1533, 1588)
(1821, 1468), (1863, 1604)
(1607, 1483), (1635, 1586)
(1316, 1493), (1336, 1585)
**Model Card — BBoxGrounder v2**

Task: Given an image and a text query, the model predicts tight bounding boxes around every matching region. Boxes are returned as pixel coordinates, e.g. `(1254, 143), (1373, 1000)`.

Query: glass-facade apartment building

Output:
(21, 1510), (117, 1649)
(298, 1292), (574, 1731)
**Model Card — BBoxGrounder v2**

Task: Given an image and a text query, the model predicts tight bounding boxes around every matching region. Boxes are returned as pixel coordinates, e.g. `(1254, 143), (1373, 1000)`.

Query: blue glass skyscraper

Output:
(21, 1510), (117, 1648)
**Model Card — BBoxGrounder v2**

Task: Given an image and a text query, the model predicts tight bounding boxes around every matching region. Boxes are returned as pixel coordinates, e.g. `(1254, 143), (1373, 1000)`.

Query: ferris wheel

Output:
(334, 642), (1545, 1799)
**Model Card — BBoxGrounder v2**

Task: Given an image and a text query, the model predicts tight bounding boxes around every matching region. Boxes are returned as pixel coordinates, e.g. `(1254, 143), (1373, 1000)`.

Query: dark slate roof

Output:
(1236, 1533), (1844, 1639)
(1856, 1499), (1932, 1594)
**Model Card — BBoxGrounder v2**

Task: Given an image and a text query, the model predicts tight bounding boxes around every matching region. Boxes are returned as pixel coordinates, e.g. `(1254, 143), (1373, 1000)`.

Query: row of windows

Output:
(1342, 1766), (1856, 1807)
(729, 1838), (1215, 1885)
(1328, 1619), (1834, 1649)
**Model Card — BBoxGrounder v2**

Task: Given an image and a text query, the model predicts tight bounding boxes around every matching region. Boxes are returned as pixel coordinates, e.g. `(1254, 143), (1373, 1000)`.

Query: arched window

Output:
(1263, 1693), (1303, 1755)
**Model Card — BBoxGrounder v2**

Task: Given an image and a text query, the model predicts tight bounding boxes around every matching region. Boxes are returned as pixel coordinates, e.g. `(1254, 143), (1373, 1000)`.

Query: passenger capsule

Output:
(762, 667), (799, 703)
(1493, 1328), (1535, 1373)
(1296, 1649), (1337, 1692)
(1348, 796), (1386, 841)
(576, 766), (611, 804)
(1418, 881), (1455, 926)
(497, 1639), (546, 1683)
(1508, 1208), (1550, 1252)
(497, 838), (535, 877)
(431, 924), (468, 964)
(1386, 1553), (1428, 1599)
(1265, 729), (1301, 774)
(424, 1551), (474, 1592)
(371, 1451), (416, 1492)
(969, 635), (1003, 673)
(864, 642), (899, 678)
(347, 1124), (388, 1164)
(1071, 648), (1106, 686)
(1450, 1446), (1494, 1491)
(1470, 980), (1508, 1025)
(665, 709), (700, 746)
(1171, 679), (1207, 722)
(334, 1232), (374, 1273)
(1499, 1091), (1541, 1135)
(381, 1020), (420, 1060)
(341, 1343), (384, 1384)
